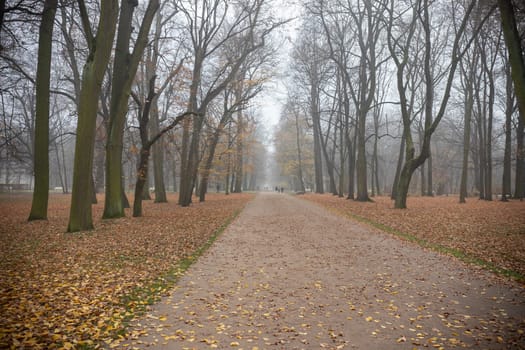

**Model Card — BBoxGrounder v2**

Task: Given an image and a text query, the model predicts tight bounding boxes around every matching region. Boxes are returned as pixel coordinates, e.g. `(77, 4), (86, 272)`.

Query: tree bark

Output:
(133, 148), (150, 217)
(498, 0), (525, 125)
(199, 106), (231, 201)
(460, 75), (473, 203)
(311, 79), (324, 194)
(515, 116), (524, 199)
(347, 127), (356, 200)
(295, 108), (306, 193)
(391, 132), (405, 200)
(28, 0), (57, 221)
(103, 0), (159, 219)
(234, 93), (243, 193)
(355, 106), (369, 201)
(502, 62), (513, 201)
(68, 0), (119, 232)
(426, 154), (433, 196)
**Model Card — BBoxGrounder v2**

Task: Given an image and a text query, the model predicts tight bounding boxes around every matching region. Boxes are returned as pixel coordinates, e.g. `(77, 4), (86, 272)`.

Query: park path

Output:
(121, 193), (525, 349)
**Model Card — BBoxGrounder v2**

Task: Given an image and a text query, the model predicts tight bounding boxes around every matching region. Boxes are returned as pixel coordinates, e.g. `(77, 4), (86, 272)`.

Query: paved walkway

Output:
(122, 193), (525, 349)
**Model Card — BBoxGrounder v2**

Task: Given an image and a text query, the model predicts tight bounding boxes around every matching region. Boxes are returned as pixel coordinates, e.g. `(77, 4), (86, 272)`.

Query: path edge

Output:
(296, 195), (525, 285)
(101, 198), (252, 348)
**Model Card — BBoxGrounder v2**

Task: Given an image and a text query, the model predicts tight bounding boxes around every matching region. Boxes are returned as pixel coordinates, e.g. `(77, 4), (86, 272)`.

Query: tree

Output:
(293, 104), (307, 194)
(178, 0), (282, 206)
(501, 60), (514, 201)
(274, 100), (314, 192)
(389, 0), (490, 209)
(147, 6), (180, 203)
(458, 43), (479, 203)
(316, 0), (386, 201)
(515, 116), (525, 199)
(132, 71), (193, 216)
(291, 17), (328, 194)
(67, 0), (119, 232)
(198, 54), (266, 201)
(498, 0), (525, 125)
(28, 0), (57, 221)
(103, 0), (159, 219)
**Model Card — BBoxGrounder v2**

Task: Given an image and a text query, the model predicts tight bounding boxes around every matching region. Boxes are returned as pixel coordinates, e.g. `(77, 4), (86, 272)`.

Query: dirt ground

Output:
(119, 192), (525, 349)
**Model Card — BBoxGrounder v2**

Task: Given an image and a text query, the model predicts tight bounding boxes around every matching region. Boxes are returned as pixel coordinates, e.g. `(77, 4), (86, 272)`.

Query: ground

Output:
(0, 193), (253, 348)
(302, 194), (525, 278)
(119, 193), (525, 349)
(0, 192), (523, 349)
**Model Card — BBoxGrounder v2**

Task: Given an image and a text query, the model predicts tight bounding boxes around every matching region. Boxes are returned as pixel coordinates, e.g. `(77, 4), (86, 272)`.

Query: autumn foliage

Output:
(303, 194), (525, 280)
(0, 193), (253, 349)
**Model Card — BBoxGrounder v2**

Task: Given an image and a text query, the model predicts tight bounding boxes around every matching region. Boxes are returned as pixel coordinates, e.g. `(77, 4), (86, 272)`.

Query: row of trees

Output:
(274, 0), (525, 208)
(1, 0), (283, 231)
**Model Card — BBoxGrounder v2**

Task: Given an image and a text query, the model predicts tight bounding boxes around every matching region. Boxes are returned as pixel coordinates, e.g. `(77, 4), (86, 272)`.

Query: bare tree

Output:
(103, 0), (159, 219)
(178, 0), (284, 206)
(388, 0), (492, 209)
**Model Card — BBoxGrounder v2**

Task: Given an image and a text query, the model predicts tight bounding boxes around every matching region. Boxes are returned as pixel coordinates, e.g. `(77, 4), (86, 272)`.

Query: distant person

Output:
(280, 187), (284, 193)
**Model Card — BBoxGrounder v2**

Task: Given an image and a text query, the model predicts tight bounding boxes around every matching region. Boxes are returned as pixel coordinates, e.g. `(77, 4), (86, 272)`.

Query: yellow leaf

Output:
(62, 342), (74, 350)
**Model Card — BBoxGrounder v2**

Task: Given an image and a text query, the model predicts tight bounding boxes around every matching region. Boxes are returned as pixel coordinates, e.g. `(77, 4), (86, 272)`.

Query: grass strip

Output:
(329, 207), (524, 284)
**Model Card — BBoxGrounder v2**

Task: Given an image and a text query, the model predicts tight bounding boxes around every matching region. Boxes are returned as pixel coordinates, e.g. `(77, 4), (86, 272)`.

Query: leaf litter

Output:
(0, 192), (253, 349)
(302, 194), (525, 279)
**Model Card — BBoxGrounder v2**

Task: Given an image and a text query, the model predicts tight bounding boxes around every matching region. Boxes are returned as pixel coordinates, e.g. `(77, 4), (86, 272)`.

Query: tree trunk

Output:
(355, 109), (369, 201)
(484, 60), (495, 201)
(104, 0), (137, 219)
(133, 148), (150, 217)
(420, 161), (425, 197)
(234, 105), (243, 193)
(121, 178), (130, 208)
(355, 58), (370, 202)
(152, 102), (167, 202)
(295, 110), (306, 193)
(338, 109), (345, 197)
(460, 80), (473, 203)
(179, 56), (203, 207)
(347, 128), (356, 200)
(179, 118), (192, 203)
(141, 162), (152, 200)
(199, 116), (228, 202)
(29, 0), (57, 221)
(104, 0), (159, 218)
(476, 95), (486, 199)
(515, 116), (525, 199)
(502, 62), (513, 201)
(94, 134), (105, 193)
(391, 131), (405, 200)
(311, 85), (324, 194)
(172, 151), (178, 192)
(68, 0), (119, 232)
(372, 112), (380, 197)
(59, 124), (69, 193)
(498, 0), (525, 125)
(426, 153), (433, 196)
(320, 132), (337, 195)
